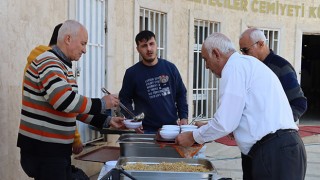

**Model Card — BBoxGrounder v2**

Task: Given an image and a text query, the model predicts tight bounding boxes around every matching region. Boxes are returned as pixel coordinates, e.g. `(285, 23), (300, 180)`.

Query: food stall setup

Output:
(76, 129), (226, 180)
(75, 101), (223, 179)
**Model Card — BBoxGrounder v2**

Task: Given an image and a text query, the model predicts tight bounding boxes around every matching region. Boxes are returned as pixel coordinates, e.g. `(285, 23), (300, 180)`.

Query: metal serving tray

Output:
(116, 157), (219, 180)
(117, 134), (181, 158)
(117, 134), (156, 143)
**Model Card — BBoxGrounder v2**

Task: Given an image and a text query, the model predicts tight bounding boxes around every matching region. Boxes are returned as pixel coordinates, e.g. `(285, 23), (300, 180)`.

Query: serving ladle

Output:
(101, 88), (144, 122)
(189, 114), (203, 125)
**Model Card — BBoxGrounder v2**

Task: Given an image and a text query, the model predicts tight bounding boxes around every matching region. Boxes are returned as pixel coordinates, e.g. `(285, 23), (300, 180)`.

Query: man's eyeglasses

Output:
(240, 41), (258, 54)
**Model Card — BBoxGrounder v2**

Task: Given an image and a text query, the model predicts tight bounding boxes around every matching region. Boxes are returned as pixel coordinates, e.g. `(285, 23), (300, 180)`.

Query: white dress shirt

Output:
(193, 52), (298, 154)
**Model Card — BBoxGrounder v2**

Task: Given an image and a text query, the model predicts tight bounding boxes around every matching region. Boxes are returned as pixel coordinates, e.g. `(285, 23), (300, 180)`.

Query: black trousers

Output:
(241, 153), (253, 180)
(20, 151), (72, 180)
(241, 129), (307, 180)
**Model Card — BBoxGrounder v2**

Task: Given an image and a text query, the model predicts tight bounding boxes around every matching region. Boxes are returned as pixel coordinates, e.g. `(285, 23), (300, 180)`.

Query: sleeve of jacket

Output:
(278, 64), (307, 121)
(73, 128), (82, 146)
(76, 113), (108, 129)
(119, 69), (135, 117)
(173, 65), (188, 119)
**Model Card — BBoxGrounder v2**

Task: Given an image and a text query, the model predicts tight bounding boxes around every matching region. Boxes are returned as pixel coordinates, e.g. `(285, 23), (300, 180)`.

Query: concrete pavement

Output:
(205, 134), (320, 180)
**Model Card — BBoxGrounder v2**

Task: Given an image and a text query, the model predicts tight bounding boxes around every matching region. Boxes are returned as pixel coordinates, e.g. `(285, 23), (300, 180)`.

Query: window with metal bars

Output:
(261, 29), (279, 54)
(74, 0), (106, 144)
(139, 8), (167, 59)
(193, 20), (220, 120)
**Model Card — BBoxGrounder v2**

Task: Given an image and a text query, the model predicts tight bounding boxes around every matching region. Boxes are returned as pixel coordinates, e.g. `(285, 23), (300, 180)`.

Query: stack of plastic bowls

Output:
(160, 125), (180, 140)
(180, 125), (198, 133)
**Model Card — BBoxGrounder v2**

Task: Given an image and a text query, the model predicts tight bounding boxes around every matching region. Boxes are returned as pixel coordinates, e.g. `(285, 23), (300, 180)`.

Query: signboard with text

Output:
(188, 0), (320, 18)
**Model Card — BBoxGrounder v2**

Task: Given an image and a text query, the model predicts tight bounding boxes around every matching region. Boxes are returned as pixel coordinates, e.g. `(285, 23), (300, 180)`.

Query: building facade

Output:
(1, 0), (320, 178)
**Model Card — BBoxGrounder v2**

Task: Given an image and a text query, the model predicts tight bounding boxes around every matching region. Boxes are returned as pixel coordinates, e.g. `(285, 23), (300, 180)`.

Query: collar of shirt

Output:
(262, 49), (275, 65)
(51, 45), (72, 68)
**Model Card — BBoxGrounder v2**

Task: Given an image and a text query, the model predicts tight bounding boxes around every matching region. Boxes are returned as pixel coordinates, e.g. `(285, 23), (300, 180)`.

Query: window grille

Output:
(261, 29), (279, 54)
(75, 0), (105, 144)
(139, 8), (167, 59)
(193, 20), (220, 120)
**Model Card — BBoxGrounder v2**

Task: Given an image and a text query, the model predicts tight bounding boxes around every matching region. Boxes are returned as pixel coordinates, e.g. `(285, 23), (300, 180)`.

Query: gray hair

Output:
(241, 28), (266, 43)
(203, 32), (236, 56)
(57, 20), (84, 42)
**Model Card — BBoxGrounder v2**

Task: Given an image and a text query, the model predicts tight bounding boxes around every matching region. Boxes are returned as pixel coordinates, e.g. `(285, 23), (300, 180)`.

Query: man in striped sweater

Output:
(24, 23), (85, 155)
(239, 28), (307, 180)
(17, 20), (124, 180)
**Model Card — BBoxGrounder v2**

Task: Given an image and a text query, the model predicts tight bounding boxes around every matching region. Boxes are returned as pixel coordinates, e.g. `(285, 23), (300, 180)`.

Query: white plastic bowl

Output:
(180, 125), (198, 129)
(181, 125), (197, 133)
(124, 119), (142, 129)
(181, 129), (196, 133)
(160, 130), (180, 140)
(161, 125), (180, 131)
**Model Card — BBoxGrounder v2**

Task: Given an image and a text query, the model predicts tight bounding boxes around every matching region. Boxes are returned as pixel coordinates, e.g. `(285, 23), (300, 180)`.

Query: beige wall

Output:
(109, 0), (320, 119)
(1, 0), (320, 179)
(0, 0), (67, 179)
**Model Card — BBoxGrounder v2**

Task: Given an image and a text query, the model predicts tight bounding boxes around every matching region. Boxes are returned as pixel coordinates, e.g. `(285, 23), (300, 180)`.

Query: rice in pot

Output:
(122, 162), (210, 172)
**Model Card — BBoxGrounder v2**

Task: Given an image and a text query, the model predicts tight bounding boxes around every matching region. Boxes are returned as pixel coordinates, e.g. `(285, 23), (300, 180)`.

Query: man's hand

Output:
(72, 143), (84, 155)
(109, 117), (125, 129)
(178, 118), (188, 125)
(134, 126), (144, 134)
(175, 131), (195, 147)
(228, 132), (235, 140)
(195, 121), (207, 127)
(102, 94), (119, 109)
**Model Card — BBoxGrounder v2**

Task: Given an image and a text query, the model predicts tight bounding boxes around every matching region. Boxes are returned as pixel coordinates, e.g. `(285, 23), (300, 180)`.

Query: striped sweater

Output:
(18, 50), (106, 156)
(24, 45), (83, 147)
